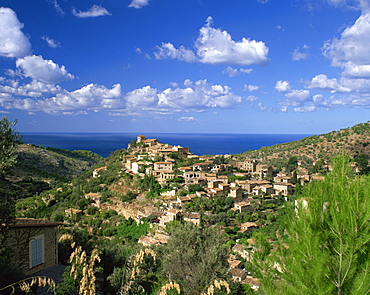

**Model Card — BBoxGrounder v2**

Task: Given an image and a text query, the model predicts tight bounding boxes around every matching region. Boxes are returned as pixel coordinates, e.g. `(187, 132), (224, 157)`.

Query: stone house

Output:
(131, 161), (151, 174)
(252, 184), (274, 196)
(92, 166), (107, 178)
(154, 161), (173, 171)
(179, 166), (192, 173)
(159, 209), (181, 227)
(192, 163), (209, 171)
(234, 201), (252, 213)
(183, 171), (206, 187)
(154, 171), (175, 183)
(236, 180), (271, 194)
(182, 212), (201, 226)
(172, 145), (190, 158)
(239, 222), (258, 233)
(143, 138), (159, 147)
(5, 218), (61, 276)
(230, 159), (258, 172)
(273, 182), (294, 196)
(65, 208), (83, 218)
(230, 268), (247, 282)
(228, 186), (243, 202)
(85, 192), (103, 208)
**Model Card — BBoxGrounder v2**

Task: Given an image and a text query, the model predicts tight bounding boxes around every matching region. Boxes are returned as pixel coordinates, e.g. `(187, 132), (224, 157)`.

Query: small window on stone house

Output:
(30, 234), (44, 268)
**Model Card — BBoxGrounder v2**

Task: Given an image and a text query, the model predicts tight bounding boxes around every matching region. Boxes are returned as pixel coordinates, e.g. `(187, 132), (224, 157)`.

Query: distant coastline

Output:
(22, 132), (312, 158)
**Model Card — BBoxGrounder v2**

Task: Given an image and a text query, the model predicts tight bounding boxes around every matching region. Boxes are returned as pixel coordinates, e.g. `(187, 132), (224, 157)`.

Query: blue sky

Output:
(1, 0), (370, 134)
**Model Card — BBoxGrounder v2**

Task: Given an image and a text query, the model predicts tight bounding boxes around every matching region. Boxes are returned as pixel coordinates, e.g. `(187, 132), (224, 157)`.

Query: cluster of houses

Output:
(118, 136), (320, 225)
(10, 135), (330, 287)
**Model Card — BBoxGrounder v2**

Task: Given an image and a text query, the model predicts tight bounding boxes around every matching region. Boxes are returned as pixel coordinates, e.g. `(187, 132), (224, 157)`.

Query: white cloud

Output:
(275, 80), (291, 92)
(124, 79), (242, 113)
(307, 74), (351, 92)
(44, 83), (122, 113)
(257, 102), (265, 110)
(0, 7), (31, 58)
(294, 105), (317, 112)
(342, 62), (370, 77)
(292, 44), (310, 61)
(244, 84), (259, 91)
(222, 66), (253, 77)
(246, 95), (258, 107)
(128, 0), (150, 9)
(16, 55), (75, 84)
(196, 17), (269, 65)
(324, 0), (368, 10)
(169, 82), (178, 88)
(0, 79), (243, 115)
(0, 79), (62, 97)
(340, 76), (370, 92)
(154, 43), (197, 63)
(157, 79), (242, 110)
(323, 11), (370, 78)
(283, 89), (312, 106)
(154, 17), (269, 66)
(178, 116), (197, 122)
(285, 89), (311, 101)
(72, 5), (111, 18)
(49, 0), (65, 15)
(41, 36), (60, 48)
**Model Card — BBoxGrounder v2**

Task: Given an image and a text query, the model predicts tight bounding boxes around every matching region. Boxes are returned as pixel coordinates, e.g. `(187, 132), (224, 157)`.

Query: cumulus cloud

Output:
(128, 0), (150, 9)
(279, 89), (312, 109)
(292, 44), (310, 61)
(284, 89), (312, 106)
(244, 84), (259, 92)
(154, 43), (197, 63)
(275, 80), (291, 92)
(222, 66), (253, 77)
(307, 74), (351, 92)
(0, 79), (243, 115)
(0, 7), (31, 58)
(323, 11), (370, 78)
(41, 36), (60, 48)
(0, 79), (62, 97)
(16, 55), (75, 84)
(72, 5), (111, 18)
(154, 17), (269, 66)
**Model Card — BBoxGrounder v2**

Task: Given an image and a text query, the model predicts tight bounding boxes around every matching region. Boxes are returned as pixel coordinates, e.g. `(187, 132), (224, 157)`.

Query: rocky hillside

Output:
(10, 144), (103, 182)
(240, 121), (370, 164)
(2, 144), (103, 199)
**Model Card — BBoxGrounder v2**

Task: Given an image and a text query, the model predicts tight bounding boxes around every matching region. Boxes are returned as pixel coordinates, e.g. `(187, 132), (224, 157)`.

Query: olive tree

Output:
(162, 222), (229, 295)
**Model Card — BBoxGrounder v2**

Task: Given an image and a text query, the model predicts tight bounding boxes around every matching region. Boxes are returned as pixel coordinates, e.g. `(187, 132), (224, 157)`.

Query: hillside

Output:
(239, 121), (370, 164)
(2, 144), (103, 199)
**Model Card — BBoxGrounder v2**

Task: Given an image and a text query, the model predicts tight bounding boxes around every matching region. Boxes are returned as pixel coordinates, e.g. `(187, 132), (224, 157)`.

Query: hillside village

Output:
(5, 124), (370, 294)
(78, 134), (341, 287)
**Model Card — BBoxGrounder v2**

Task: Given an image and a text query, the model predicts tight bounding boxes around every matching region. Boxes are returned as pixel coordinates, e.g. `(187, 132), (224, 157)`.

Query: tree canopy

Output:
(256, 155), (370, 295)
(162, 222), (229, 295)
(0, 117), (23, 176)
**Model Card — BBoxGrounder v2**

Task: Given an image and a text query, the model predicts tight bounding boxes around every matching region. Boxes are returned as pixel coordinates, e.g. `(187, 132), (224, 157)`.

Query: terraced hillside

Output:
(240, 122), (370, 165)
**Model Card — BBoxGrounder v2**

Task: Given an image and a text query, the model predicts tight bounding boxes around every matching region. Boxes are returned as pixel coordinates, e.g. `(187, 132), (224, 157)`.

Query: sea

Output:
(21, 133), (312, 158)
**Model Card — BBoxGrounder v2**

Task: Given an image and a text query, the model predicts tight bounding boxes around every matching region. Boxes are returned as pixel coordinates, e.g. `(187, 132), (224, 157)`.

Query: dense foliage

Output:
(254, 155), (370, 294)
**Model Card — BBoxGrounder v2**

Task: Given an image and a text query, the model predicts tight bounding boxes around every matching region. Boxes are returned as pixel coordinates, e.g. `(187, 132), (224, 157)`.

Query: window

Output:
(30, 234), (44, 268)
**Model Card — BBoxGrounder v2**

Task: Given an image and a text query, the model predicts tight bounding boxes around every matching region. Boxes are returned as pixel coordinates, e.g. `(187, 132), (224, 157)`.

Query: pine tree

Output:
(256, 155), (370, 295)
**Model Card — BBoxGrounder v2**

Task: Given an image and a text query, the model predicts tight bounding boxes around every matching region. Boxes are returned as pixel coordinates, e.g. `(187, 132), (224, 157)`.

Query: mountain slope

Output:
(240, 122), (370, 163)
